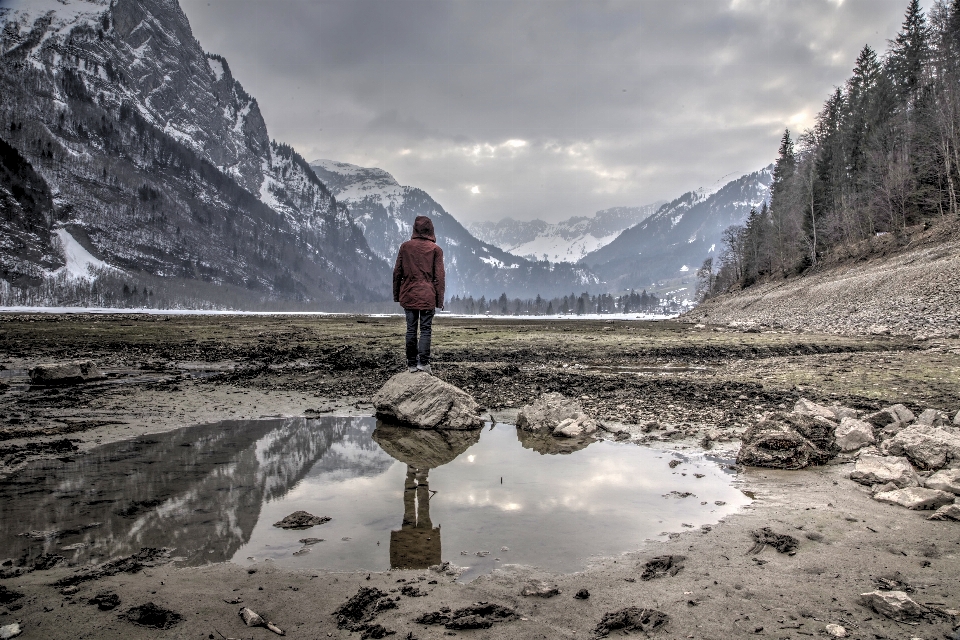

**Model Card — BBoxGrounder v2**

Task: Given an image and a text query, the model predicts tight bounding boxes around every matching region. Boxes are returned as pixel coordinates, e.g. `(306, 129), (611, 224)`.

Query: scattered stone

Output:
(273, 511), (331, 530)
(917, 408), (948, 427)
(928, 503), (960, 521)
(516, 392), (598, 437)
(574, 589), (590, 599)
(737, 412), (839, 469)
(0, 623), (22, 640)
(88, 591), (121, 610)
(640, 555), (685, 580)
(873, 572), (913, 592)
(415, 603), (519, 630)
(372, 372), (482, 430)
(858, 590), (926, 622)
(830, 406), (860, 420)
(825, 623), (848, 637)
(924, 468), (960, 494)
(32, 553), (65, 571)
(663, 491), (695, 499)
(835, 417), (876, 452)
(121, 602), (184, 629)
(334, 586), (398, 636)
(298, 537), (324, 545)
(865, 405), (916, 428)
(748, 528), (798, 555)
(594, 607), (669, 637)
(520, 580), (560, 597)
(29, 360), (104, 385)
(54, 547), (171, 587)
(881, 425), (960, 470)
(793, 398), (837, 420)
(400, 585), (426, 597)
(668, 459), (682, 468)
(874, 487), (955, 510)
(850, 455), (919, 488)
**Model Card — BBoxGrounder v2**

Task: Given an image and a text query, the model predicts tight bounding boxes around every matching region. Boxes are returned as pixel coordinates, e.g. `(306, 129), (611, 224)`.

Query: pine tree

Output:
(887, 0), (931, 101)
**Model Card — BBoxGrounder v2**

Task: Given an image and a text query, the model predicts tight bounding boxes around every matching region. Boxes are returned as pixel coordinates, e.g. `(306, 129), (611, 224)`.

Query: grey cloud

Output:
(179, 0), (925, 223)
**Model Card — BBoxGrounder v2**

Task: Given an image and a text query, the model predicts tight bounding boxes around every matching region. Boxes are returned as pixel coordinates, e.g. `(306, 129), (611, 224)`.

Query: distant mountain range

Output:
(467, 203), (663, 264)
(581, 167), (773, 296)
(310, 159), (596, 299)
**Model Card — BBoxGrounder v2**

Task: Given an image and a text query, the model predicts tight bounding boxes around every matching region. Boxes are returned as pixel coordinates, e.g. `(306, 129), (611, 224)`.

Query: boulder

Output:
(736, 412), (839, 469)
(373, 372), (482, 430)
(864, 404), (915, 428)
(29, 360), (104, 386)
(858, 590), (925, 622)
(924, 468), (960, 494)
(927, 502), (960, 521)
(830, 406), (860, 421)
(917, 408), (948, 427)
(834, 418), (875, 452)
(873, 487), (955, 510)
(793, 398), (837, 421)
(849, 455), (918, 488)
(881, 425), (960, 470)
(878, 421), (909, 441)
(516, 393), (598, 438)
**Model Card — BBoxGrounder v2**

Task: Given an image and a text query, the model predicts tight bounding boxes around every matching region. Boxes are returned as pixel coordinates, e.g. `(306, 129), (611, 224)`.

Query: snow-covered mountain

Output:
(582, 167), (773, 295)
(311, 159), (597, 299)
(467, 203), (663, 263)
(0, 0), (388, 307)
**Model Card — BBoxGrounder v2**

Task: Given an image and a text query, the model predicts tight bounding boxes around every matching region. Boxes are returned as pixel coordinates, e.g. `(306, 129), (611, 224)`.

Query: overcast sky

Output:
(179, 0), (925, 224)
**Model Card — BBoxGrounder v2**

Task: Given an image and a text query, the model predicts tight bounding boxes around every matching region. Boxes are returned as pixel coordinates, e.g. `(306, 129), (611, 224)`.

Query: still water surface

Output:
(0, 417), (749, 580)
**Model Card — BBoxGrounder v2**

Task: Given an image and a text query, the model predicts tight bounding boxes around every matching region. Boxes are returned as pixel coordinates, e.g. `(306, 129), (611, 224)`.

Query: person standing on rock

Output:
(393, 215), (445, 374)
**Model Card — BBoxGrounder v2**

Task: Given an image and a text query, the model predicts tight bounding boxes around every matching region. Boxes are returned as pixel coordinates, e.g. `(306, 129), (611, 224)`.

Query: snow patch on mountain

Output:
(54, 228), (113, 279)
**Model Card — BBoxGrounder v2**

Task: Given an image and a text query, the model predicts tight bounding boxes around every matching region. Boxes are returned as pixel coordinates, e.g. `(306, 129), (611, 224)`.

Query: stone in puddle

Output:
(881, 425), (960, 470)
(273, 511), (331, 530)
(520, 580), (560, 597)
(29, 360), (104, 386)
(849, 455), (918, 488)
(927, 502), (960, 521)
(737, 412), (838, 469)
(516, 393), (598, 438)
(873, 487), (955, 510)
(924, 468), (960, 494)
(835, 417), (876, 452)
(858, 590), (926, 622)
(373, 372), (482, 430)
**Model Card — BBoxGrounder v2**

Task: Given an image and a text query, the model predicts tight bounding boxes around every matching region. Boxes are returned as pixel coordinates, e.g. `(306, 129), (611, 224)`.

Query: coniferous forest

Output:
(702, 0), (960, 299)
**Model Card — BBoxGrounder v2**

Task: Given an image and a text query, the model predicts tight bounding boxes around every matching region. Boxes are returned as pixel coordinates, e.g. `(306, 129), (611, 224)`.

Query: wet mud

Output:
(0, 313), (958, 639)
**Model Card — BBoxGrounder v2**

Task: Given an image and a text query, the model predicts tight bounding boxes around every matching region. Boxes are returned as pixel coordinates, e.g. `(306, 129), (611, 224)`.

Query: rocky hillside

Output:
(311, 159), (597, 299)
(683, 223), (960, 339)
(581, 167), (772, 297)
(0, 0), (388, 307)
(467, 203), (663, 264)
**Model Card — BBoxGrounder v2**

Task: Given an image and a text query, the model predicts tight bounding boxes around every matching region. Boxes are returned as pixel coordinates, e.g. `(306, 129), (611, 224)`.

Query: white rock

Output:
(825, 623), (848, 638)
(927, 503), (960, 521)
(924, 468), (960, 494)
(372, 372), (482, 430)
(881, 425), (960, 470)
(850, 455), (919, 488)
(0, 623), (21, 640)
(794, 398), (837, 420)
(835, 418), (875, 452)
(873, 487), (955, 510)
(858, 590), (925, 621)
(517, 392), (596, 438)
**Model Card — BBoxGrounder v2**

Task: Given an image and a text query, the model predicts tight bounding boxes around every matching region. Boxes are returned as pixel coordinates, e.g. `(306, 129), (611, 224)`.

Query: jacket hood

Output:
(411, 215), (436, 242)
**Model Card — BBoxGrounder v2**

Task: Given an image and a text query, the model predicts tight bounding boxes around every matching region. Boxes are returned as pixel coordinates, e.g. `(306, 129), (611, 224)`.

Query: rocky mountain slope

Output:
(581, 167), (773, 296)
(311, 159), (597, 299)
(467, 203), (663, 264)
(0, 0), (388, 307)
(683, 223), (960, 339)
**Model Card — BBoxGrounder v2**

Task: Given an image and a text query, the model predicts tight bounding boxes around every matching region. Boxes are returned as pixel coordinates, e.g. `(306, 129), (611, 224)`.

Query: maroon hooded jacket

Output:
(393, 216), (445, 310)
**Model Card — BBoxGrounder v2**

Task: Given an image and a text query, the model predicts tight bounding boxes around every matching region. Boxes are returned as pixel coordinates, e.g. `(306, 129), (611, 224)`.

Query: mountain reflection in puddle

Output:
(0, 417), (750, 580)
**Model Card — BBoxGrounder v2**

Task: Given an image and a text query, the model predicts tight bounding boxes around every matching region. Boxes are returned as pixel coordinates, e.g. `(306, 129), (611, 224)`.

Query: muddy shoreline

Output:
(1, 313), (958, 638)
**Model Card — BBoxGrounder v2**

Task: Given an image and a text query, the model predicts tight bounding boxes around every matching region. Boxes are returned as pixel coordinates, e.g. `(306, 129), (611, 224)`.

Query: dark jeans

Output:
(405, 308), (435, 367)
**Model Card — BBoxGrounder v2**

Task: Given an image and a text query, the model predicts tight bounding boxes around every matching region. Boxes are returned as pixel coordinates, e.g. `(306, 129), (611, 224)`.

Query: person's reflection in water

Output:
(371, 420), (481, 570)
(391, 464), (441, 569)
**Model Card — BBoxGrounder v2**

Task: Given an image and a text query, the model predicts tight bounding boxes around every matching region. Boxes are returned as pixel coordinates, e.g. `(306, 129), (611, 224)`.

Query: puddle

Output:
(0, 417), (749, 580)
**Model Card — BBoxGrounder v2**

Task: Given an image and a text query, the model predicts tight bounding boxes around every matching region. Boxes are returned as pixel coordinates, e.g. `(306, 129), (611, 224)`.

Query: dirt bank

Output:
(1, 313), (959, 638)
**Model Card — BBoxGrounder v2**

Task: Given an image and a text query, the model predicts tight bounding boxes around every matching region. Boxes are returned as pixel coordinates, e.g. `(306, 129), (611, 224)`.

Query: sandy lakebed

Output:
(0, 313), (959, 639)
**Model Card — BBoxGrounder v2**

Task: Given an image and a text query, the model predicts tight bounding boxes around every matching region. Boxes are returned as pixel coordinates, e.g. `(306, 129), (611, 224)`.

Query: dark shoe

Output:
(416, 364), (433, 374)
